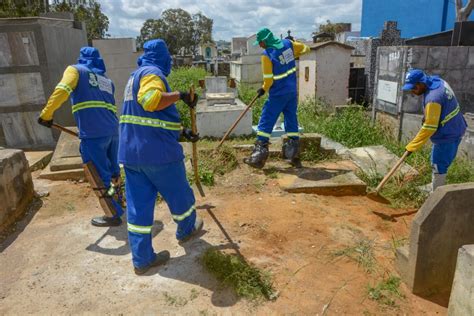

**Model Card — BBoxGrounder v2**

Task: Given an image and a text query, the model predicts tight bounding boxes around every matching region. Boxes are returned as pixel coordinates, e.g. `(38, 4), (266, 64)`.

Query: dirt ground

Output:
(0, 156), (448, 315)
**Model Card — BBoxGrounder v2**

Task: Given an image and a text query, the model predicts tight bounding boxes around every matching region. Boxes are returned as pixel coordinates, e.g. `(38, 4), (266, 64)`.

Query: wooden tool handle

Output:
(374, 151), (410, 193)
(216, 93), (259, 149)
(51, 123), (79, 137)
(189, 85), (205, 197)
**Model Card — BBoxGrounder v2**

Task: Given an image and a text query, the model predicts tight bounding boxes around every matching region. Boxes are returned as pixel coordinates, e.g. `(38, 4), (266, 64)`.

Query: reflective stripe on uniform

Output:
(172, 205), (195, 222)
(273, 67), (297, 80)
(127, 223), (152, 234)
(287, 132), (299, 137)
(422, 124), (438, 131)
(56, 83), (73, 95)
(138, 89), (156, 108)
(72, 101), (116, 114)
(263, 73), (274, 79)
(257, 131), (271, 138)
(440, 105), (460, 126)
(119, 114), (181, 131)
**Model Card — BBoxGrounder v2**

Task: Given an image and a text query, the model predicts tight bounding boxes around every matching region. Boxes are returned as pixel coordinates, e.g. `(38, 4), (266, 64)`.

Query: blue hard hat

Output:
(402, 69), (426, 91)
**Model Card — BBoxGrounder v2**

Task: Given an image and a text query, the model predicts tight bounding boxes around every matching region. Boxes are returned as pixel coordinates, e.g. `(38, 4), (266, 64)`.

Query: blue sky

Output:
(100, 0), (363, 41)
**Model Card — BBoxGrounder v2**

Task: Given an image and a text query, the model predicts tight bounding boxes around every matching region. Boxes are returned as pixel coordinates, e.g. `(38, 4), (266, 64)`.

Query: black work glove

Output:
(256, 88), (265, 98)
(38, 117), (53, 128)
(179, 91), (199, 108)
(182, 128), (200, 143)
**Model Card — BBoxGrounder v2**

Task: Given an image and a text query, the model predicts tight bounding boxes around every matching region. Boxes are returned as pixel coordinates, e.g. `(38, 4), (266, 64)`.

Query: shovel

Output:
(367, 151), (410, 203)
(51, 123), (78, 137)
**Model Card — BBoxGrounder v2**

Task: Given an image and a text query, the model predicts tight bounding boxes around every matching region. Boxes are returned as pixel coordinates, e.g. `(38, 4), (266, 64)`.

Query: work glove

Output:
(180, 91), (199, 108)
(182, 128), (200, 143)
(37, 117), (53, 128)
(256, 88), (265, 98)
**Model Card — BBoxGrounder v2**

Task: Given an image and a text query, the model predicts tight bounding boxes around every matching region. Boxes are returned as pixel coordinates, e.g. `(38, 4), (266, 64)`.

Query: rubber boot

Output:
(243, 140), (269, 169)
(432, 173), (447, 192)
(282, 138), (302, 168)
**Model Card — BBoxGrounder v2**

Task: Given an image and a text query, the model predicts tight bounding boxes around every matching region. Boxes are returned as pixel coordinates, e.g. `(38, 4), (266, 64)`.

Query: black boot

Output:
(243, 140), (269, 169)
(282, 138), (302, 168)
(91, 216), (122, 227)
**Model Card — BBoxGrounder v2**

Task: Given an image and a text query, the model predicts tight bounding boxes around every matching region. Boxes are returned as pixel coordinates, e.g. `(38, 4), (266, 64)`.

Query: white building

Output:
(198, 42), (218, 61)
(298, 41), (353, 107)
(230, 34), (264, 87)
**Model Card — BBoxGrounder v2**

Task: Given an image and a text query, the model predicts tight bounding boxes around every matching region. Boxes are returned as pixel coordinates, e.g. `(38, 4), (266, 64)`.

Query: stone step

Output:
(39, 164), (84, 181)
(275, 160), (367, 196)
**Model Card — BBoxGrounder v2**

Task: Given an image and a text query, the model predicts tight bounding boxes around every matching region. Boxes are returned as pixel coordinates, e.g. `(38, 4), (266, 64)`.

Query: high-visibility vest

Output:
(118, 66), (184, 165)
(70, 64), (118, 139)
(263, 39), (297, 96)
(424, 80), (467, 144)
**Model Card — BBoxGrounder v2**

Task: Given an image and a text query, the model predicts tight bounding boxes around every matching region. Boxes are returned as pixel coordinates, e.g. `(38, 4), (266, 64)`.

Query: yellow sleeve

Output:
(137, 74), (166, 112)
(406, 102), (442, 152)
(40, 66), (79, 120)
(291, 40), (310, 58)
(261, 55), (274, 92)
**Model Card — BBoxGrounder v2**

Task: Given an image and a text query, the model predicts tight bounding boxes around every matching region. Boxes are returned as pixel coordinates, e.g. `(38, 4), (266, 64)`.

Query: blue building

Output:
(361, 0), (474, 38)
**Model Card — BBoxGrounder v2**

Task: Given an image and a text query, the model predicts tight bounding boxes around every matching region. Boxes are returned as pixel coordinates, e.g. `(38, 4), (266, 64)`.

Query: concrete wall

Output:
(0, 17), (87, 149)
(396, 183), (474, 304)
(298, 45), (352, 107)
(448, 244), (474, 316)
(231, 37), (247, 55)
(374, 46), (474, 115)
(92, 38), (139, 115)
(230, 54), (262, 87)
(0, 149), (34, 233)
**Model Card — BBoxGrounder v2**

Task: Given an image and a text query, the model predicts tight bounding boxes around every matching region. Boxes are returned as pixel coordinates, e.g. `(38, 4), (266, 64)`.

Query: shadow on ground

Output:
(85, 220), (164, 256)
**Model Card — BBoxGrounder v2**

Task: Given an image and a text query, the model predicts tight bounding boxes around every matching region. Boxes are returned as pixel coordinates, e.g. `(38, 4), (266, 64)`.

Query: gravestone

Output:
(396, 183), (474, 305)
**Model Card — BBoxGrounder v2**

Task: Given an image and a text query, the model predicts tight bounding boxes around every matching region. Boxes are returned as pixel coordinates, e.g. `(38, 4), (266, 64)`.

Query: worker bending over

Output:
(403, 69), (467, 191)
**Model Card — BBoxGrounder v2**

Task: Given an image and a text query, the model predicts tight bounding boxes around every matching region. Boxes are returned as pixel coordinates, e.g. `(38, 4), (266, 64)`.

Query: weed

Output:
(201, 248), (275, 300)
(163, 292), (188, 307)
(333, 238), (377, 273)
(167, 67), (210, 128)
(65, 202), (75, 212)
(189, 289), (200, 300)
(367, 276), (405, 307)
(238, 84), (267, 124)
(390, 236), (408, 255)
(265, 167), (279, 179)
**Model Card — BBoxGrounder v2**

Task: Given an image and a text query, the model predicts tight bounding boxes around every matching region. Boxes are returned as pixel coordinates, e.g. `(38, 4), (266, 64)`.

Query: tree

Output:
(314, 20), (349, 40)
(0, 0), (45, 18)
(52, 0), (109, 43)
(455, 0), (474, 22)
(137, 8), (213, 55)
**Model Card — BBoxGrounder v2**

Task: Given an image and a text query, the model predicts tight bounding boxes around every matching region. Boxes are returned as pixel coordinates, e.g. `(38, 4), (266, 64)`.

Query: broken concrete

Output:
(346, 145), (418, 179)
(277, 161), (366, 196)
(448, 245), (474, 316)
(396, 183), (474, 305)
(24, 151), (53, 172)
(0, 149), (34, 232)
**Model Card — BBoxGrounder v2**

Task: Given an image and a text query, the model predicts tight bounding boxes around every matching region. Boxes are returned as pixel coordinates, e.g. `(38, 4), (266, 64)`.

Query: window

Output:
(305, 66), (309, 82)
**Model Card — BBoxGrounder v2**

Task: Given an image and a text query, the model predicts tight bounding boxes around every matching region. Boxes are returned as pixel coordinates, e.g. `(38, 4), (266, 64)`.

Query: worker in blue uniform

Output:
(244, 27), (309, 169)
(38, 47), (124, 227)
(403, 69), (467, 191)
(118, 39), (203, 275)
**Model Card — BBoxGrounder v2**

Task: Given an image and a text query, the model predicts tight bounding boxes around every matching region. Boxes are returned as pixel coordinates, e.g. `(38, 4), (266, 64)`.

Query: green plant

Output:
(367, 276), (404, 307)
(201, 248), (275, 300)
(238, 84), (267, 124)
(333, 238), (377, 273)
(163, 292), (188, 307)
(167, 66), (209, 127)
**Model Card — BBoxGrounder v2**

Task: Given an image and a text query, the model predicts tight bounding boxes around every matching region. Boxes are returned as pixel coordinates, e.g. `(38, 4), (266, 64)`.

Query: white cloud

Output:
(100, 0), (362, 41)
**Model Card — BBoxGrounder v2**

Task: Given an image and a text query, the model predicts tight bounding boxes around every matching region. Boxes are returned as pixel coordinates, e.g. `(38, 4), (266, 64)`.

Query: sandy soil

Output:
(0, 159), (447, 315)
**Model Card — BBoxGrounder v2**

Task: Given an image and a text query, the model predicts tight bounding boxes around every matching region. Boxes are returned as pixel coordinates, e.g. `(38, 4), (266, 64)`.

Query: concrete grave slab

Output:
(448, 245), (474, 316)
(0, 149), (34, 232)
(346, 145), (418, 179)
(206, 93), (236, 106)
(277, 161), (366, 196)
(24, 151), (53, 172)
(39, 164), (84, 181)
(48, 127), (82, 172)
(396, 183), (474, 305)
